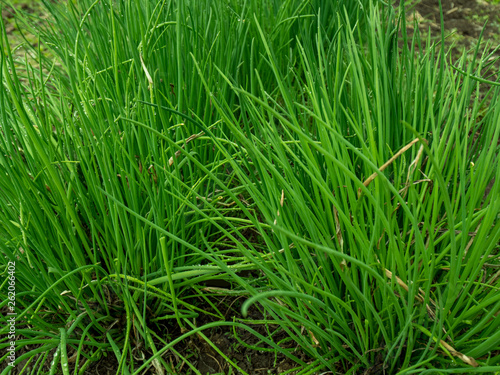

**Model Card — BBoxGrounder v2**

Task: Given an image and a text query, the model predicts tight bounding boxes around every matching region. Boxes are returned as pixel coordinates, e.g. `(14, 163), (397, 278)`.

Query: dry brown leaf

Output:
(358, 138), (427, 198)
(168, 130), (204, 166)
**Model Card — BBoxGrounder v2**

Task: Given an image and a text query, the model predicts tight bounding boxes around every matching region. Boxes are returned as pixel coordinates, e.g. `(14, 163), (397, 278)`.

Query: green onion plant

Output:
(0, 0), (499, 373)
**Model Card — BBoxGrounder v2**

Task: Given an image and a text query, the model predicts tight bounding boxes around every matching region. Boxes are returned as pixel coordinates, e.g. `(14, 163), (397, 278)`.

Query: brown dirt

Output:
(1, 297), (313, 375)
(401, 0), (500, 63)
(414, 0), (500, 38)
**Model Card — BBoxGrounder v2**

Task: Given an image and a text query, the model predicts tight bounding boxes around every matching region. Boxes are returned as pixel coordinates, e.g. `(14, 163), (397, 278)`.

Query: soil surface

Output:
(401, 0), (500, 63)
(2, 296), (314, 375)
(414, 0), (500, 40)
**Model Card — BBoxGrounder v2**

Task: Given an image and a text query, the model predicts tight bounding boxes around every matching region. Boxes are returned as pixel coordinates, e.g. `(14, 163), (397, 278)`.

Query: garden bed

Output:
(1, 1), (499, 374)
